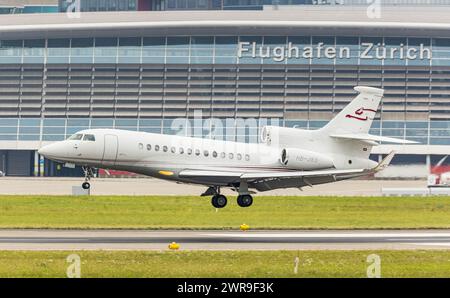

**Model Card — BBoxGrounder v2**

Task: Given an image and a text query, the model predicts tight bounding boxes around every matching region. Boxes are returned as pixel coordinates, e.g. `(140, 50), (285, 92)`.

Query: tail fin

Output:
(321, 86), (384, 134)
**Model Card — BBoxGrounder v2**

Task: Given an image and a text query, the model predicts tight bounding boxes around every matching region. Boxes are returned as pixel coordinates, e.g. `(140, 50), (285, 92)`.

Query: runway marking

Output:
(205, 233), (450, 238)
(387, 238), (450, 241)
(411, 243), (450, 247)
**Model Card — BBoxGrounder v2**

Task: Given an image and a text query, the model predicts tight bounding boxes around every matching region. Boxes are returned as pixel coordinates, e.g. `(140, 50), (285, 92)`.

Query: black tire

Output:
(237, 194), (253, 207)
(82, 182), (90, 190)
(211, 194), (227, 208)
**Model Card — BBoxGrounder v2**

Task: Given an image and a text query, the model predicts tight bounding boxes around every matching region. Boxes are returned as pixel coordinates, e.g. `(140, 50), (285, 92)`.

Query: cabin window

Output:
(212, 151), (218, 158)
(204, 150), (209, 157)
(68, 134), (83, 140)
(179, 148), (184, 154)
(83, 134), (96, 141)
(138, 143), (144, 150)
(155, 145), (160, 151)
(146, 144), (151, 151)
(163, 146), (168, 152)
(195, 149), (200, 156)
(245, 154), (250, 161)
(237, 153), (242, 160)
(228, 153), (234, 159)
(220, 152), (226, 158)
(171, 147), (176, 153)
(187, 148), (192, 155)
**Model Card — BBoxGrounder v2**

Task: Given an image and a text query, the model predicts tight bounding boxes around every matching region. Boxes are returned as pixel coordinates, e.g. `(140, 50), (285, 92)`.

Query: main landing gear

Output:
(235, 180), (253, 208)
(82, 166), (95, 190)
(203, 186), (228, 208)
(211, 194), (228, 208)
(237, 194), (253, 208)
(203, 185), (254, 208)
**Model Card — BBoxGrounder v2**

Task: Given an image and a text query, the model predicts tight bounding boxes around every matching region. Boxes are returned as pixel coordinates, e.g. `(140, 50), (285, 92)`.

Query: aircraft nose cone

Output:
(38, 142), (70, 162)
(38, 144), (54, 158)
(38, 145), (48, 157)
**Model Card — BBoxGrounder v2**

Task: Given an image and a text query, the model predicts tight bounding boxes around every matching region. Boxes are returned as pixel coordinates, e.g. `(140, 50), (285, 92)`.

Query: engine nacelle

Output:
(261, 126), (301, 147)
(261, 125), (315, 148)
(280, 148), (335, 170)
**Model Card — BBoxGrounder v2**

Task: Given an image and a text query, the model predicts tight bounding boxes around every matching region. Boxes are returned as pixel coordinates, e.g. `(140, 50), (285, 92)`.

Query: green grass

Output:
(1, 250), (450, 278)
(0, 195), (449, 229)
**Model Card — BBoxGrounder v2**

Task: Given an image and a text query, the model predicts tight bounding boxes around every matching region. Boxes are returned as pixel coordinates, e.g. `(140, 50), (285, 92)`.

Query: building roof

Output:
(2, 6), (450, 39)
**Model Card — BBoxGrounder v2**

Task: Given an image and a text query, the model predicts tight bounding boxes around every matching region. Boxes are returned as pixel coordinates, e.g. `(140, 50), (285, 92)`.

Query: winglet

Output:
(373, 150), (395, 172)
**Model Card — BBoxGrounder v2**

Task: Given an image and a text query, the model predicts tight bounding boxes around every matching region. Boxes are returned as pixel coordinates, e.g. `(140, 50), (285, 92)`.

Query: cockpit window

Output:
(83, 134), (96, 141)
(68, 134), (83, 140)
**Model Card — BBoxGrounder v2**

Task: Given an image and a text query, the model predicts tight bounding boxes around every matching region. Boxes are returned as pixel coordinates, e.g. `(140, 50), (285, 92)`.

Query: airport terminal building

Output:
(1, 3), (450, 177)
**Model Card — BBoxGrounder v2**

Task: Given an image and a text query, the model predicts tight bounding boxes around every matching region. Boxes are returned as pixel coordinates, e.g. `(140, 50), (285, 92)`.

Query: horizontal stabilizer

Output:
(330, 133), (418, 144)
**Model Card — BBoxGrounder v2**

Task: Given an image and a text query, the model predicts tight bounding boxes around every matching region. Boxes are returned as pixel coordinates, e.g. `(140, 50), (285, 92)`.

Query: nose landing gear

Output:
(82, 166), (95, 190)
(82, 181), (90, 190)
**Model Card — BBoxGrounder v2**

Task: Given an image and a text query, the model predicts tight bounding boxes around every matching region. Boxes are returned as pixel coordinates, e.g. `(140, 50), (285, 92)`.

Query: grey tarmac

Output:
(0, 229), (449, 250)
(0, 177), (426, 196)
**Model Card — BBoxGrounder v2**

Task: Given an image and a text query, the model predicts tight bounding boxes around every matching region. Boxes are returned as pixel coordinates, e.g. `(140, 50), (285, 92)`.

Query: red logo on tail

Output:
(345, 108), (376, 121)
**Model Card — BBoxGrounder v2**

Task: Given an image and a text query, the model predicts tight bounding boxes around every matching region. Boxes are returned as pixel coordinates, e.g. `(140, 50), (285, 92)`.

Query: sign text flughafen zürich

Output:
(238, 42), (432, 62)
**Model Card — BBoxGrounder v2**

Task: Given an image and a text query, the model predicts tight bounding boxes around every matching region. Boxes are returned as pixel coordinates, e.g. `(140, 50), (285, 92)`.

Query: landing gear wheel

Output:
(82, 182), (91, 190)
(211, 194), (227, 208)
(237, 194), (253, 207)
(82, 166), (95, 190)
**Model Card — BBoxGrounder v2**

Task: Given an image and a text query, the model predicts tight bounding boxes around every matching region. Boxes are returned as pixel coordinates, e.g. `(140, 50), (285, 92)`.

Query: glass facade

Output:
(55, 0), (450, 12)
(0, 5), (58, 14)
(0, 34), (450, 145)
(1, 36), (445, 66)
(58, 0), (138, 12)
(0, 118), (449, 145)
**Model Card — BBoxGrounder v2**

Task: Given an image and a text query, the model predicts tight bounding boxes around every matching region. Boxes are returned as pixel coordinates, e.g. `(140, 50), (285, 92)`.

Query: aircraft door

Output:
(102, 134), (118, 165)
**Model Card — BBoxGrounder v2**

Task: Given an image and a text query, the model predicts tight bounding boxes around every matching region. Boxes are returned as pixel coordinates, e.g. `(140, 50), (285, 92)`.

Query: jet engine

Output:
(261, 125), (316, 148)
(280, 148), (335, 170)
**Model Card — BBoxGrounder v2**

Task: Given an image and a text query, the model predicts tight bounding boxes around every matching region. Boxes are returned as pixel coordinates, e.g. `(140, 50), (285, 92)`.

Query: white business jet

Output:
(38, 86), (415, 208)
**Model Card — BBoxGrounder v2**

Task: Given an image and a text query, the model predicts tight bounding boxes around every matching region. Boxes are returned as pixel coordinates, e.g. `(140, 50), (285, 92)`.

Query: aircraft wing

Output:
(179, 151), (395, 191)
(178, 170), (244, 178)
(240, 168), (365, 180)
(179, 168), (365, 180)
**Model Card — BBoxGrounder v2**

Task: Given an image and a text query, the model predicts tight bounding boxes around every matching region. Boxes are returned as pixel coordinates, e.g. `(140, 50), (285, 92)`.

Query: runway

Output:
(0, 229), (450, 250)
(0, 177), (426, 196)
